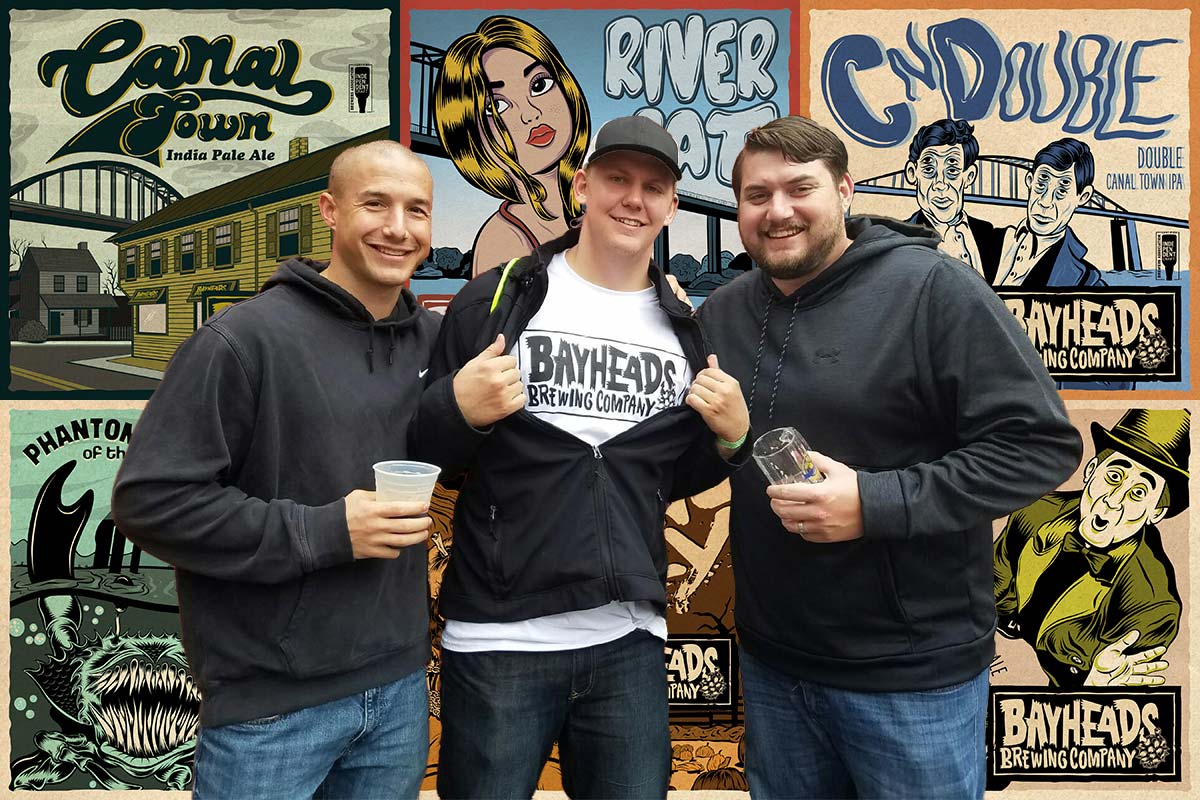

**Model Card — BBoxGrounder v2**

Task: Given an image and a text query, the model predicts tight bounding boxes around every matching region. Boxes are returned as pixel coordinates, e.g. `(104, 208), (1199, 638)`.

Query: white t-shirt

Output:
(442, 252), (692, 653)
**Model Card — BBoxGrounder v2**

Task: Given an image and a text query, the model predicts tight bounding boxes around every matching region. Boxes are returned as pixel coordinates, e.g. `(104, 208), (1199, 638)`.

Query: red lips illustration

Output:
(527, 124), (556, 147)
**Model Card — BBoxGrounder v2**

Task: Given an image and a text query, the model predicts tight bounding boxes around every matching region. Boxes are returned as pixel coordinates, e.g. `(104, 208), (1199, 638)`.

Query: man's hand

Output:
(766, 452), (864, 542)
(453, 333), (525, 428)
(665, 274), (693, 308)
(1084, 630), (1169, 686)
(685, 355), (749, 455)
(345, 489), (432, 559)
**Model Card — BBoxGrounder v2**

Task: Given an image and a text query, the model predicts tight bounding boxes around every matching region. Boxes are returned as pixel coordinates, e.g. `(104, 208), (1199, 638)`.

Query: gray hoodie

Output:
(699, 217), (1082, 691)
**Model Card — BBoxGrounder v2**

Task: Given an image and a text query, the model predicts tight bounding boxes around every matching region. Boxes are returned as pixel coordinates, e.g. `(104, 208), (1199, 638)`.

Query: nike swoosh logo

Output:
(418, 369), (429, 378)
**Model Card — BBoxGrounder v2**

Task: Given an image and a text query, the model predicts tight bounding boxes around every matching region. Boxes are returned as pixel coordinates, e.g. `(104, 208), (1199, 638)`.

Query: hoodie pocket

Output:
(278, 554), (427, 678)
(794, 540), (914, 658)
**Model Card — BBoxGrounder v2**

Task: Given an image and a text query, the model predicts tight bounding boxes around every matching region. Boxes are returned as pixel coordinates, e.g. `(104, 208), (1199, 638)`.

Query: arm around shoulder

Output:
(408, 286), (500, 475)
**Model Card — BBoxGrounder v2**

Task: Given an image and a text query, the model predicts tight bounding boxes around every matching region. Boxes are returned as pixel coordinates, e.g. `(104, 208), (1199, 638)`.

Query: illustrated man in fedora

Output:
(994, 409), (1188, 687)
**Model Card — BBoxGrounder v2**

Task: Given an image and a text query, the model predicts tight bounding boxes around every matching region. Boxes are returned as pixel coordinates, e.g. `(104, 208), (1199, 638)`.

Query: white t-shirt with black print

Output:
(441, 251), (693, 653)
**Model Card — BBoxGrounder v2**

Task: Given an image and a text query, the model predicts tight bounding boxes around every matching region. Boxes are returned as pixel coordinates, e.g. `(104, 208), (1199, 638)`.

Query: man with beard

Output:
(698, 116), (1083, 799)
(994, 409), (1186, 688)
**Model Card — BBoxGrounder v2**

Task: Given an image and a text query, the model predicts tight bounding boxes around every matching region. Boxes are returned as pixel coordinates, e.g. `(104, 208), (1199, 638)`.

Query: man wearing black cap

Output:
(412, 116), (750, 798)
(995, 409), (1188, 687)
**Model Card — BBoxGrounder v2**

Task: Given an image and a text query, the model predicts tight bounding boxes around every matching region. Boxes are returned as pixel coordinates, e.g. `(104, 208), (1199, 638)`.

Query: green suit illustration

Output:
(994, 409), (1188, 687)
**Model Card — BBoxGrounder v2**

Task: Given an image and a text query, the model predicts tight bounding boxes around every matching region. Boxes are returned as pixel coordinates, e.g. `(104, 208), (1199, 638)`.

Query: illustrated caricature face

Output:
(736, 149), (852, 283)
(319, 148), (433, 293)
(905, 143), (976, 226)
(481, 47), (572, 176)
(1079, 451), (1168, 549)
(1026, 164), (1093, 238)
(574, 151), (678, 261)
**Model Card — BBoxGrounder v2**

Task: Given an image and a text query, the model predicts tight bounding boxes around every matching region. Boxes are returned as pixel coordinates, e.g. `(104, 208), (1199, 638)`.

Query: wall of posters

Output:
(4, 1), (1198, 798)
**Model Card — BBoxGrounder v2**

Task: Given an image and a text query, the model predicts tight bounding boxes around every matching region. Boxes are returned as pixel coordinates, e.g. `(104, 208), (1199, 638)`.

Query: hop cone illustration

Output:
(1135, 724), (1170, 770)
(1135, 325), (1171, 370)
(698, 666), (728, 701)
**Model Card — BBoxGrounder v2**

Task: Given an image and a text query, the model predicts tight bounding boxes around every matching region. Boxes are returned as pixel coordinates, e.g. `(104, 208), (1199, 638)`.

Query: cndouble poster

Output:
(4, 1), (1198, 797)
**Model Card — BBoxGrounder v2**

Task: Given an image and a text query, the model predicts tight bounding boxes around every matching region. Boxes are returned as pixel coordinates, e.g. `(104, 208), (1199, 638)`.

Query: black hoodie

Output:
(112, 258), (440, 727)
(699, 217), (1082, 691)
(411, 229), (746, 623)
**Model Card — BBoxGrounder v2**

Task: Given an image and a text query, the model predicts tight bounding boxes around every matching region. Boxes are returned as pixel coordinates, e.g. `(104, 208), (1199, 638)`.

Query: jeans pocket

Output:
(232, 711), (291, 727)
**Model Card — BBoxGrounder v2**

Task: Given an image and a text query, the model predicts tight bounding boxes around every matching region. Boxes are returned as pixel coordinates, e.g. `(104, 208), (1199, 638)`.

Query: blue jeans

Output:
(740, 650), (987, 799)
(192, 668), (428, 799)
(437, 629), (670, 799)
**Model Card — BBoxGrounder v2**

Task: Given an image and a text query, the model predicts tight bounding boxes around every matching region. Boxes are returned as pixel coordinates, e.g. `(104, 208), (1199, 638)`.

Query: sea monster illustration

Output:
(11, 595), (201, 790)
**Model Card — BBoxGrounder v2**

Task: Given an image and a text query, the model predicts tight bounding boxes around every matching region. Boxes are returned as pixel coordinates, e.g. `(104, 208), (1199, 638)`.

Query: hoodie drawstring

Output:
(748, 297), (799, 427)
(388, 326), (397, 365)
(365, 320), (376, 373)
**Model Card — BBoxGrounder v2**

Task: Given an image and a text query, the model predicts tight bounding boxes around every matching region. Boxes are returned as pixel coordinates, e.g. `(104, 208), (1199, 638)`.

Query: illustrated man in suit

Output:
(995, 137), (1106, 288)
(994, 409), (1188, 687)
(905, 118), (1003, 282)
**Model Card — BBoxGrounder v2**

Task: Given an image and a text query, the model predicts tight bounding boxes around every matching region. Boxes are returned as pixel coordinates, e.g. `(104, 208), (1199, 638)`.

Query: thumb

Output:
(707, 353), (720, 370)
(482, 333), (506, 357)
(808, 450), (839, 472)
(1119, 629), (1142, 648)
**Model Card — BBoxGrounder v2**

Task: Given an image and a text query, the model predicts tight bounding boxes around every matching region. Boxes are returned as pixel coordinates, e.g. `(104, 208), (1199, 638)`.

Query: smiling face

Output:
(736, 148), (853, 291)
(1026, 164), (1092, 238)
(1079, 451), (1168, 548)
(481, 47), (572, 177)
(574, 151), (678, 263)
(905, 143), (976, 226)
(318, 146), (432, 308)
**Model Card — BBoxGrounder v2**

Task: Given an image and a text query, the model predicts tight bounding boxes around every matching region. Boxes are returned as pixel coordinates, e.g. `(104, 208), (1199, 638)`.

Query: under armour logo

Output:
(813, 348), (840, 365)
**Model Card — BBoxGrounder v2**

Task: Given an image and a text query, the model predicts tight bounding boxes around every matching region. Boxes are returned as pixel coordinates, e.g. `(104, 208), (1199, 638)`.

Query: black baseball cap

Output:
(587, 116), (683, 180)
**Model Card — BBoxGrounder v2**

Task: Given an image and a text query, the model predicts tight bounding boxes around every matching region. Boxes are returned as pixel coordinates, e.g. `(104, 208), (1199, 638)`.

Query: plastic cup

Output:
(373, 460), (441, 504)
(752, 427), (824, 485)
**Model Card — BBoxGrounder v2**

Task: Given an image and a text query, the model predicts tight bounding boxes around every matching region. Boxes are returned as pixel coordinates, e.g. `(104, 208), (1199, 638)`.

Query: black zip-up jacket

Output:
(700, 217), (1083, 692)
(112, 259), (437, 727)
(412, 229), (746, 623)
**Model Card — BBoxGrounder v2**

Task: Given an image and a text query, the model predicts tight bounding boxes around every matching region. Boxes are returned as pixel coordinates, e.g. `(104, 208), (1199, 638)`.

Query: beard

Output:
(746, 215), (843, 281)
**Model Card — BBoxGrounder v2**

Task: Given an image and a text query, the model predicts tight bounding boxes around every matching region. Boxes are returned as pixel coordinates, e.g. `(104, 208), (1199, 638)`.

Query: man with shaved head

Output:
(114, 139), (440, 798)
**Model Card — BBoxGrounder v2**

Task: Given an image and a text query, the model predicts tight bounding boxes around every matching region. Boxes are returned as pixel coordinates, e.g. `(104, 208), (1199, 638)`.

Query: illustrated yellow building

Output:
(110, 128), (389, 368)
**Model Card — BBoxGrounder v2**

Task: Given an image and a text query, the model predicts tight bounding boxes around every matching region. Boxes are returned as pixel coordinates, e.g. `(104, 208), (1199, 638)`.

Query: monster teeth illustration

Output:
(14, 596), (201, 791)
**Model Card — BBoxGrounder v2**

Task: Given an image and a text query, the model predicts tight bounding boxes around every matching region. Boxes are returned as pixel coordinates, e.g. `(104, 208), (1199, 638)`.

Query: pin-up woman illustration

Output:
(436, 16), (590, 276)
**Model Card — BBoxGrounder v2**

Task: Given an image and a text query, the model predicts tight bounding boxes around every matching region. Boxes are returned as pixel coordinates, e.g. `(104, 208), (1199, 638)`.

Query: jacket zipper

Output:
(590, 445), (620, 600)
(488, 504), (502, 594)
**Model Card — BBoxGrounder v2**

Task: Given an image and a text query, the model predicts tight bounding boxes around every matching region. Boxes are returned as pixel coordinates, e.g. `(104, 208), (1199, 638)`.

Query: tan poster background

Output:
(4, 2), (1200, 799)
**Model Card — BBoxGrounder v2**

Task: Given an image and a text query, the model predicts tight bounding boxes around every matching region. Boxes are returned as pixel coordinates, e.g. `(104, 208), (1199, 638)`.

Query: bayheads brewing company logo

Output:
(999, 288), (1181, 381)
(987, 688), (1180, 788)
(37, 19), (334, 166)
(665, 636), (735, 707)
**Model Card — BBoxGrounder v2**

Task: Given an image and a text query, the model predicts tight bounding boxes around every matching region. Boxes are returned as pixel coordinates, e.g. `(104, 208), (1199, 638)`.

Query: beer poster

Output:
(4, 1), (1200, 798)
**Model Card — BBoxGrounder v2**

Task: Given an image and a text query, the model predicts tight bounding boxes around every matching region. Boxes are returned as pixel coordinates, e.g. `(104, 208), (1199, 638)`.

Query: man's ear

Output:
(1078, 185), (1094, 207)
(1149, 505), (1169, 526)
(839, 174), (854, 213)
(572, 169), (589, 207)
(1083, 457), (1099, 484)
(318, 192), (337, 229)
(904, 162), (916, 186)
(664, 192), (679, 226)
(964, 163), (978, 187)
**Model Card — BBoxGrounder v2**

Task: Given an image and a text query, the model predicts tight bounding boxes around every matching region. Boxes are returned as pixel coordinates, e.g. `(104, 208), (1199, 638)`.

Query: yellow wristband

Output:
(717, 431), (748, 450)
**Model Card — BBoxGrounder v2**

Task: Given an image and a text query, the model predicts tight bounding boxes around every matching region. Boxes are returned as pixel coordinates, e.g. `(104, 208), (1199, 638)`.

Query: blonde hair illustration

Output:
(435, 15), (589, 222)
